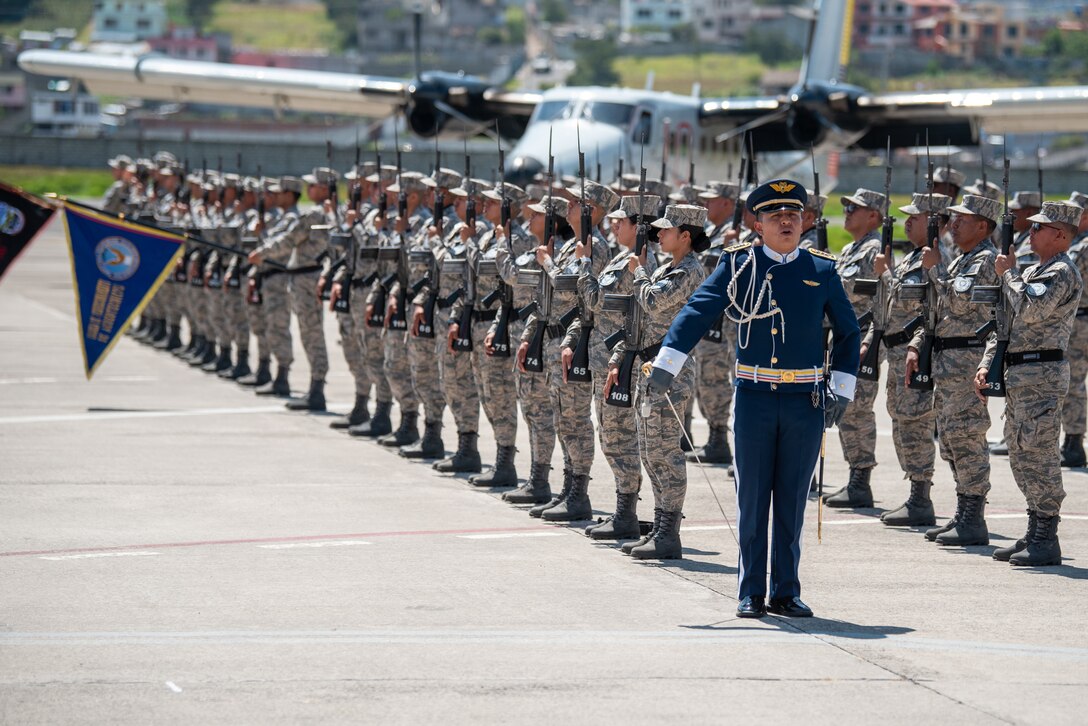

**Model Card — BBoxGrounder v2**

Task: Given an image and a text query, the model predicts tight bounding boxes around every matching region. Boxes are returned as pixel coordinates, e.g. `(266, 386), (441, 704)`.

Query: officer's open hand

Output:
(920, 246), (941, 270)
(824, 391), (850, 429)
(646, 365), (674, 395)
(904, 346), (919, 387)
(560, 346), (573, 383)
(484, 331), (496, 356)
(328, 282), (342, 311)
(411, 305), (424, 336)
(516, 340), (529, 373)
(447, 323), (459, 353)
(973, 368), (989, 403)
(603, 365), (619, 401)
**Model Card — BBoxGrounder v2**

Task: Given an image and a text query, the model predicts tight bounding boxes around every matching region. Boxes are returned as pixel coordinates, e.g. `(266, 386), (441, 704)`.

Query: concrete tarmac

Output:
(1, 219), (1086, 724)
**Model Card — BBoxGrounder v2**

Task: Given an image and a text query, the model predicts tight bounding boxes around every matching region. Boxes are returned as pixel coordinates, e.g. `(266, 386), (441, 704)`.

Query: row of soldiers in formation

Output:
(104, 148), (1088, 566)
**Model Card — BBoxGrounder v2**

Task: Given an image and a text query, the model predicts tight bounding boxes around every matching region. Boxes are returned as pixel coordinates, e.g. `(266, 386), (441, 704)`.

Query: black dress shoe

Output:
(736, 596), (766, 618)
(768, 596), (813, 618)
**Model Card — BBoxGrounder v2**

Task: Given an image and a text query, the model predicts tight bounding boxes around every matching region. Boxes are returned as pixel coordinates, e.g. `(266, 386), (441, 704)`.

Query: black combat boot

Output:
(176, 331), (197, 358)
(349, 400), (392, 437)
(993, 510), (1037, 562)
(542, 473), (592, 521)
(256, 365), (290, 397)
(330, 395), (370, 430)
(148, 319), (168, 345)
(530, 469), (572, 518)
(191, 340), (217, 368)
(825, 467), (874, 508)
(504, 462), (551, 504)
(622, 508), (661, 554)
(153, 324), (180, 350)
(630, 509), (683, 560)
(881, 479), (936, 527)
(686, 425), (732, 465)
(221, 349), (250, 380)
(925, 493), (964, 541)
(285, 379), (326, 411)
(469, 445), (518, 487)
(133, 317), (153, 341)
(1061, 434), (1086, 468)
(432, 431), (481, 473)
(679, 411), (694, 452)
(586, 491), (641, 540)
(935, 494), (988, 546)
(989, 437), (1009, 456)
(378, 410), (419, 446)
(179, 333), (204, 361)
(238, 357), (271, 387)
(400, 420), (444, 458)
(203, 345), (232, 373)
(1010, 514), (1061, 566)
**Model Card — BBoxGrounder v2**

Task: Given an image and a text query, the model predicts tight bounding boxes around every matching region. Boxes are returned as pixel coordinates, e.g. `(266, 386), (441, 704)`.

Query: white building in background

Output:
(690, 0), (754, 43)
(620, 0), (694, 35)
(91, 0), (168, 43)
(30, 87), (102, 135)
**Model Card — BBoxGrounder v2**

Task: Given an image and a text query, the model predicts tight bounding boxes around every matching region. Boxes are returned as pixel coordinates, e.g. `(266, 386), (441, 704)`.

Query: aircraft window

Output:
(534, 100), (574, 122)
(581, 101), (635, 127)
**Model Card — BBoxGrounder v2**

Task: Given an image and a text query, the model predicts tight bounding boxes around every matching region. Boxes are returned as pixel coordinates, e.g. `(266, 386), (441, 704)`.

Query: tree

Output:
(186, 0), (217, 33)
(541, 0), (567, 24)
(569, 36), (619, 87)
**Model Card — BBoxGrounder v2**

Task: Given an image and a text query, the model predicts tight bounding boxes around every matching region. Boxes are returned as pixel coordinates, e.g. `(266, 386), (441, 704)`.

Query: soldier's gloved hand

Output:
(824, 391), (850, 429)
(645, 364), (675, 395)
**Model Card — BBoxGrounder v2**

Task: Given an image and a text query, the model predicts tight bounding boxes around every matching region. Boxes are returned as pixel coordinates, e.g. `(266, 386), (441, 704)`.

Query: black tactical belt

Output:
(882, 330), (912, 348)
(350, 278), (369, 289)
(264, 264), (323, 279)
(472, 309), (498, 323)
(1077, 308), (1088, 318)
(934, 336), (986, 352)
(1007, 349), (1064, 366)
(546, 323), (565, 340)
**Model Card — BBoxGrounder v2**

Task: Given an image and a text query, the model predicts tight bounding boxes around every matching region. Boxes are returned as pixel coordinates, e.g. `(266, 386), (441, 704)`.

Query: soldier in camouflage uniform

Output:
(604, 204), (708, 559)
(248, 178), (297, 398)
(874, 193), (951, 527)
(578, 193), (660, 539)
(904, 194), (1000, 546)
(1059, 191), (1088, 467)
(688, 181), (740, 465)
(103, 155), (131, 214)
(933, 167), (966, 261)
(826, 188), (886, 509)
(797, 187), (827, 250)
(495, 193), (559, 505)
(237, 177), (280, 390)
(219, 176), (258, 381)
(977, 201), (1084, 566)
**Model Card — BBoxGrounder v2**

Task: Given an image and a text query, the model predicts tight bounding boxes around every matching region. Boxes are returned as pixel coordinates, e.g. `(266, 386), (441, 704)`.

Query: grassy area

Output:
(0, 165), (113, 198)
(616, 53), (794, 97)
(208, 1), (343, 52)
(0, 0), (94, 37)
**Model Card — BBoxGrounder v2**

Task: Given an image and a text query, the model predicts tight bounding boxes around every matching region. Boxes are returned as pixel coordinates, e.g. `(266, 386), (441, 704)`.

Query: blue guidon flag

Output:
(0, 181), (56, 283)
(61, 202), (185, 378)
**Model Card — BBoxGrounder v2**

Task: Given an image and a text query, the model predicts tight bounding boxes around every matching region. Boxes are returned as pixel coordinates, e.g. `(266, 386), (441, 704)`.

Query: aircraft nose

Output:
(506, 155), (543, 186)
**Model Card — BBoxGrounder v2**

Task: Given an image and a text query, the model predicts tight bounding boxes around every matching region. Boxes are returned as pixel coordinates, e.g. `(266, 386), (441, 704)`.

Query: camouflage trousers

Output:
(885, 344), (936, 481)
(382, 325), (418, 412)
(205, 288), (230, 347)
(350, 304), (392, 403)
(933, 348), (990, 498)
(693, 332), (736, 431)
(838, 371), (879, 470)
(1005, 361), (1069, 517)
(225, 284), (250, 353)
(545, 337), (596, 476)
(593, 364), (642, 495)
(288, 272), (329, 380)
(338, 310), (370, 397)
(407, 333), (445, 424)
(244, 279), (269, 362)
(636, 362), (695, 511)
(262, 273), (294, 368)
(471, 319), (518, 447)
(1060, 317), (1088, 436)
(511, 320), (556, 466)
(440, 331), (480, 432)
(144, 282), (165, 321)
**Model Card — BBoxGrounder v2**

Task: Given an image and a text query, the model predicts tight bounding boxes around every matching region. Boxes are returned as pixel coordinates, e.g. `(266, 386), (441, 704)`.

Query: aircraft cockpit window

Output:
(581, 101), (635, 127)
(632, 110), (652, 144)
(534, 100), (575, 122)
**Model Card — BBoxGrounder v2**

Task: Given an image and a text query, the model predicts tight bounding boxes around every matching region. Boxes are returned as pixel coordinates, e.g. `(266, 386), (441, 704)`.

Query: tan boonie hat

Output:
(344, 161), (377, 181)
(962, 179), (1001, 200)
(108, 154), (132, 169)
(1028, 201), (1084, 228)
(279, 176), (304, 194)
(153, 150), (177, 166)
(899, 192), (952, 216)
(387, 171), (427, 194)
(565, 179), (620, 212)
(948, 194), (1001, 223)
(840, 188), (886, 211)
(1009, 191), (1043, 210)
(669, 185), (704, 203)
(448, 177), (493, 198)
(482, 183), (529, 206)
(644, 179), (672, 199)
(242, 176), (260, 193)
(366, 165), (398, 184)
(607, 194), (662, 220)
(651, 204), (707, 229)
(221, 173), (241, 188)
(302, 167), (339, 186)
(527, 196), (570, 217)
(699, 181), (740, 200)
(525, 184), (546, 202)
(934, 167), (966, 187)
(620, 173), (642, 189)
(1068, 191), (1088, 208)
(421, 167), (463, 190)
(804, 189), (828, 211)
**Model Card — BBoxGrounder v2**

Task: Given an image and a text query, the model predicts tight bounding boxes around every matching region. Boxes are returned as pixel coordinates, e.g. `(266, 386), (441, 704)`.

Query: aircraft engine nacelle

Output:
(785, 106), (829, 149)
(405, 100), (449, 138)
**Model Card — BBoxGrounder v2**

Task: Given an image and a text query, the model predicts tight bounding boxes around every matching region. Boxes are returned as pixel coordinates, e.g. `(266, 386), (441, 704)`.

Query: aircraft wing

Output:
(17, 49), (541, 134)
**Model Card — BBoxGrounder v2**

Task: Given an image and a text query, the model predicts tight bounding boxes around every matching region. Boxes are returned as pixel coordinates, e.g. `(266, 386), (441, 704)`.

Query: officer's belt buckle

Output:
(779, 370), (796, 384)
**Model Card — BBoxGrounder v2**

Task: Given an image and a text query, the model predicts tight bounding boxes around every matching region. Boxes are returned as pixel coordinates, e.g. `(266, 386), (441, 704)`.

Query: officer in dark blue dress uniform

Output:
(646, 180), (860, 618)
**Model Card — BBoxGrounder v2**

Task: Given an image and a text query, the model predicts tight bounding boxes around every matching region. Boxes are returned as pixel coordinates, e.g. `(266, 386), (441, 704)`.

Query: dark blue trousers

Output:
(734, 387), (824, 600)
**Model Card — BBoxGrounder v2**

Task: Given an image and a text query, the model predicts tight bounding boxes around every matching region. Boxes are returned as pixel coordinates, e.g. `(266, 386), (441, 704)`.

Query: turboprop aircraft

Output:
(17, 0), (1088, 186)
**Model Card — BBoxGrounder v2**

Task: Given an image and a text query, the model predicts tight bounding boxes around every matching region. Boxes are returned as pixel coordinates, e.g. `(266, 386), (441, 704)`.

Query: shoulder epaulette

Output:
(724, 241), (752, 254)
(807, 248), (837, 261)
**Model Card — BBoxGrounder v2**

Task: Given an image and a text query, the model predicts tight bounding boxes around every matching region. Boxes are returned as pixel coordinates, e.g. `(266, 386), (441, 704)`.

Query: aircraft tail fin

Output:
(799, 0), (854, 87)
